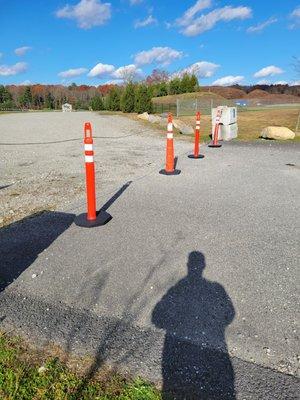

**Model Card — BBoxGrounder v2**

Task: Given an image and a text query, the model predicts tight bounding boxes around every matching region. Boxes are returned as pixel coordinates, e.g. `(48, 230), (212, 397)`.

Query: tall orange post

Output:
(84, 122), (96, 220)
(188, 111), (205, 159)
(209, 108), (222, 148)
(159, 113), (181, 175)
(74, 122), (111, 228)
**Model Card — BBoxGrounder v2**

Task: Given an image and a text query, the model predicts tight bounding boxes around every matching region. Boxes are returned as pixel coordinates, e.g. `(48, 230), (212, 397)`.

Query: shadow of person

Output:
(152, 251), (236, 400)
(0, 211), (74, 293)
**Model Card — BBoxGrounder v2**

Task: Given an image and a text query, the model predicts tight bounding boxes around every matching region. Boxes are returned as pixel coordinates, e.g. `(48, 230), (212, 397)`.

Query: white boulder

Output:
(173, 119), (194, 135)
(261, 126), (295, 140)
(137, 112), (149, 121)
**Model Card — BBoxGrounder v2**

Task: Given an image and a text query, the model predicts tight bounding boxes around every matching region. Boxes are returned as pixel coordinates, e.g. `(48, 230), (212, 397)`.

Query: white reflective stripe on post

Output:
(167, 122), (173, 132)
(84, 144), (93, 151)
(85, 155), (94, 163)
(167, 133), (173, 139)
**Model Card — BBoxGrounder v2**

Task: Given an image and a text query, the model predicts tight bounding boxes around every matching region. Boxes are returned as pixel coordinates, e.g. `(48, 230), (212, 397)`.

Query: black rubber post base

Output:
(188, 154), (205, 159)
(159, 169), (181, 175)
(208, 143), (222, 148)
(74, 210), (112, 228)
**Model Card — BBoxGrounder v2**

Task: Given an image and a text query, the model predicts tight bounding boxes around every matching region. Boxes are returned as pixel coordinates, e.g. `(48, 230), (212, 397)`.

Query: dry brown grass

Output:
(181, 108), (300, 141)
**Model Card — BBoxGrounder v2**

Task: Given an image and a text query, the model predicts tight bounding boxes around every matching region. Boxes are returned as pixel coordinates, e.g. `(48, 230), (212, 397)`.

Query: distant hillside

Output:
(202, 85), (300, 100)
(152, 86), (300, 106)
(152, 91), (226, 105)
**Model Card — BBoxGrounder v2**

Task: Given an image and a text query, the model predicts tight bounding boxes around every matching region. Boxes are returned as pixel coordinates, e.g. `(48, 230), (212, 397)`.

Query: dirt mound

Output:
(202, 86), (246, 99)
(247, 89), (269, 98)
(247, 92), (300, 104)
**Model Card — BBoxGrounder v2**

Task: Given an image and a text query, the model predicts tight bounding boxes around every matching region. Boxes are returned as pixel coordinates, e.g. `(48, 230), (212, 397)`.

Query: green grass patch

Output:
(0, 332), (161, 400)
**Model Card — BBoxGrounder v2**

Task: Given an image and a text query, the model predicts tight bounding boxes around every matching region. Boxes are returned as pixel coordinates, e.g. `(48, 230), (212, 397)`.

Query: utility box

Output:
(212, 106), (238, 141)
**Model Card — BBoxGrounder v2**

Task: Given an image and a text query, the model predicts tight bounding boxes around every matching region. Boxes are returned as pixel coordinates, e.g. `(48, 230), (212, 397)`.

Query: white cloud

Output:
(289, 6), (300, 28)
(130, 0), (142, 4)
(247, 17), (277, 33)
(112, 64), (142, 80)
(212, 75), (244, 86)
(177, 4), (252, 36)
(290, 80), (300, 86)
(134, 46), (183, 66)
(254, 65), (284, 78)
(15, 46), (32, 56)
(58, 67), (88, 78)
(274, 80), (288, 85)
(0, 62), (28, 76)
(134, 15), (157, 28)
(176, 0), (212, 27)
(173, 61), (219, 79)
(20, 80), (33, 85)
(88, 63), (115, 77)
(56, 0), (111, 29)
(291, 6), (300, 18)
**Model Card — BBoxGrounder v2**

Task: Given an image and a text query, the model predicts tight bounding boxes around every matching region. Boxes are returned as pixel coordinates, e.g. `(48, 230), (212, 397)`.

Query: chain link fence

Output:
(153, 98), (300, 117)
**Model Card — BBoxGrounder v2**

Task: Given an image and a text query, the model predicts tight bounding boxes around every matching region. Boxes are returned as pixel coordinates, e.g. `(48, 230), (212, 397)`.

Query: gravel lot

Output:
(1, 111), (299, 398)
(0, 111), (169, 227)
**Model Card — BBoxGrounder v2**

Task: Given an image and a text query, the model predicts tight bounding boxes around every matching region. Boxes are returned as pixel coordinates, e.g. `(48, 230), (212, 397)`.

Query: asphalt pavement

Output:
(0, 123), (299, 399)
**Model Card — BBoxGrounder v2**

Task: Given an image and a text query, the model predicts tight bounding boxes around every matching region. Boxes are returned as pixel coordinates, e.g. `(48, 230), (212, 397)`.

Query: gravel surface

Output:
(0, 111), (169, 227)
(0, 112), (299, 398)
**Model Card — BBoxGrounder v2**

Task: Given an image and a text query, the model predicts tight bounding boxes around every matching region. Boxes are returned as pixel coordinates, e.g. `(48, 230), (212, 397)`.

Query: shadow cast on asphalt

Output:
(64, 251), (236, 400)
(0, 211), (75, 293)
(152, 251), (236, 399)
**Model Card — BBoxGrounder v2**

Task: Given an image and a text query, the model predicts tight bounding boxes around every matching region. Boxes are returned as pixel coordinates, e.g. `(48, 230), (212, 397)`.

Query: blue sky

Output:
(0, 0), (299, 86)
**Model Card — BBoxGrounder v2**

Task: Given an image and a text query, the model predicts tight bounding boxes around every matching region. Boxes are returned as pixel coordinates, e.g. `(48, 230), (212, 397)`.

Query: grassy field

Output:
(180, 108), (300, 141)
(0, 332), (161, 400)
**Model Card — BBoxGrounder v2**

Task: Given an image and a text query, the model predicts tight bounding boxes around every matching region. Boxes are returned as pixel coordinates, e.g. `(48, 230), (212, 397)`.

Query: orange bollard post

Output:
(74, 122), (111, 228)
(208, 108), (222, 148)
(188, 111), (205, 159)
(159, 113), (181, 175)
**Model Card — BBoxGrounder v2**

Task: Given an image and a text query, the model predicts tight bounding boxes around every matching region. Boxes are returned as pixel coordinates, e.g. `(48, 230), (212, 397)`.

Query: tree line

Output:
(0, 68), (299, 113)
(0, 72), (199, 113)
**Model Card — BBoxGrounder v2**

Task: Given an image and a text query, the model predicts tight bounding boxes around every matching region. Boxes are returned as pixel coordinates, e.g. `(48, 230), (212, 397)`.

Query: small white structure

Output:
(62, 103), (72, 112)
(212, 106), (238, 141)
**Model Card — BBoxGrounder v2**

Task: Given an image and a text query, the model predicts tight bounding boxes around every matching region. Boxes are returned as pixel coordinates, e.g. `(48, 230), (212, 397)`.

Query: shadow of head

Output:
(187, 251), (206, 278)
(0, 211), (75, 292)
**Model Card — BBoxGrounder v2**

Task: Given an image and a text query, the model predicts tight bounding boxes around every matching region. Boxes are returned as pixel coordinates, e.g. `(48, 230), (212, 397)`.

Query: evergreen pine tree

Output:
(189, 74), (199, 92)
(19, 86), (33, 108)
(120, 82), (135, 113)
(134, 84), (153, 114)
(107, 87), (121, 111)
(168, 78), (181, 95)
(156, 82), (168, 97)
(180, 74), (191, 93)
(45, 92), (54, 109)
(90, 95), (104, 111)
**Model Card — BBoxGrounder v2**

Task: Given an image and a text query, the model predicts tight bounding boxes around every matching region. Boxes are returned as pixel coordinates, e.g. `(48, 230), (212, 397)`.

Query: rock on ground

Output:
(261, 126), (295, 140)
(173, 119), (194, 135)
